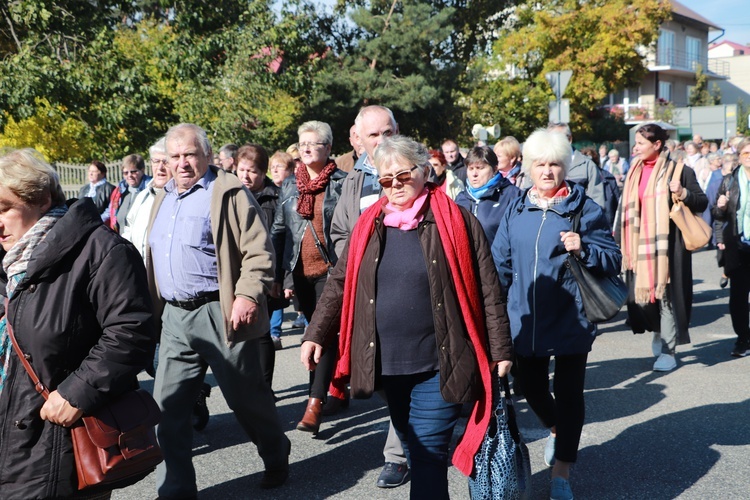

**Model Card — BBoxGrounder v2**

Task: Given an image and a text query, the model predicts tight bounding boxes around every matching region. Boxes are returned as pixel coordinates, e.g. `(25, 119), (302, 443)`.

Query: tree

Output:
(688, 65), (721, 106)
(462, 0), (670, 141)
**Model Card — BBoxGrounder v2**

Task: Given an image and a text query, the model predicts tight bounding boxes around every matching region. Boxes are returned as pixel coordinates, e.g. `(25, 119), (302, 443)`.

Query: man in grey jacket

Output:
(548, 122), (606, 208)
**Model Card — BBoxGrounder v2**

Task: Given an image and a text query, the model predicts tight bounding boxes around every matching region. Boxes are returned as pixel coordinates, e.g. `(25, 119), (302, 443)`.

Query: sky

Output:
(677, 0), (750, 45)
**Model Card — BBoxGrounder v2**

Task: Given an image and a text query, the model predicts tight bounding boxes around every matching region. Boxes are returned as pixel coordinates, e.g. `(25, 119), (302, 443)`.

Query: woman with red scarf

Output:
(300, 135), (513, 499)
(270, 121), (347, 435)
(621, 124), (707, 372)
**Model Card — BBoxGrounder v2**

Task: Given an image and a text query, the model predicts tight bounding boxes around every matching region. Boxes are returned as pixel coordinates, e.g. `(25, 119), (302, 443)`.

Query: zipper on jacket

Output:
(531, 209), (548, 354)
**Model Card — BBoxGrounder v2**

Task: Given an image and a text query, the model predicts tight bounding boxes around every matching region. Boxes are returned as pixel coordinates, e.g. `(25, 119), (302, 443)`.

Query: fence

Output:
(55, 161), (153, 200)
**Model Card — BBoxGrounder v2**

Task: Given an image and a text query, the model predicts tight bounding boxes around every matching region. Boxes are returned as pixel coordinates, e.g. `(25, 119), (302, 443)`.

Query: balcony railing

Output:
(653, 48), (729, 77)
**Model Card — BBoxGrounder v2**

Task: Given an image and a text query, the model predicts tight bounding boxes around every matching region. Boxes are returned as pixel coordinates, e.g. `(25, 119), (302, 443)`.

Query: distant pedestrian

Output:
(78, 160), (114, 216)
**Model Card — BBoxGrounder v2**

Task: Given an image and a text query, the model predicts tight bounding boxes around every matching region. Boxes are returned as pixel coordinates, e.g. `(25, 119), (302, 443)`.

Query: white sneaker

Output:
(653, 353), (677, 372)
(651, 332), (662, 357)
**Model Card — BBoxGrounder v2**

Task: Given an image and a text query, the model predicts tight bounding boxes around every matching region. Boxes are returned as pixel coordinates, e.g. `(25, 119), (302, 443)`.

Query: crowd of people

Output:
(0, 109), (748, 500)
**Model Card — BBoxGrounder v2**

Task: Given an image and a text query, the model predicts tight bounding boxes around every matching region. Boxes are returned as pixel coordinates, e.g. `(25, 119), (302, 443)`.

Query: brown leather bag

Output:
(5, 301), (162, 492)
(668, 161), (711, 251)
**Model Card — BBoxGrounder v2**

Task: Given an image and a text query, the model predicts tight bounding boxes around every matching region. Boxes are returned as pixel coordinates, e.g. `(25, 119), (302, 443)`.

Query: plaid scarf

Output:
(621, 152), (673, 303)
(0, 205), (67, 395)
(295, 159), (337, 219)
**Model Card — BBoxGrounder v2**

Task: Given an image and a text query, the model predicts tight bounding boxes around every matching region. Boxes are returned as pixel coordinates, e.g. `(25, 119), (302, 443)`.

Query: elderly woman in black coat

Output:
(0, 149), (156, 498)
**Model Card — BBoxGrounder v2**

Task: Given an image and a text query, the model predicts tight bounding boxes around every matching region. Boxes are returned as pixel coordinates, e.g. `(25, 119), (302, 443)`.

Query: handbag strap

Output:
(668, 160), (685, 205)
(306, 220), (333, 269)
(4, 298), (50, 399)
(500, 376), (522, 445)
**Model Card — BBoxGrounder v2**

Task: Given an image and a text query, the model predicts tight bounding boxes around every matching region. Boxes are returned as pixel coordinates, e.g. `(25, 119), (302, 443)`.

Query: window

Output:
(662, 82), (673, 102)
(658, 30), (675, 66)
(686, 36), (702, 70)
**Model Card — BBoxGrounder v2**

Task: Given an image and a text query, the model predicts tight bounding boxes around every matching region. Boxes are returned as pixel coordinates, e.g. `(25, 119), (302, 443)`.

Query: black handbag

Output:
(468, 376), (531, 500)
(565, 210), (627, 323)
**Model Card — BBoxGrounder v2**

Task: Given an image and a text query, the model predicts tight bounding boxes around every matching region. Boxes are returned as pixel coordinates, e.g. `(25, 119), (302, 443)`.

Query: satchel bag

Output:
(668, 161), (711, 251)
(468, 376), (531, 500)
(564, 210), (627, 323)
(5, 304), (163, 492)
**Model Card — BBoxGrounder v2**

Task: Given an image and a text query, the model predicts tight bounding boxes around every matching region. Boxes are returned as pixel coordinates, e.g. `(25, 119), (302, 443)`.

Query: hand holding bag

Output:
(468, 376), (531, 500)
(564, 210), (627, 323)
(4, 301), (162, 492)
(668, 161), (711, 251)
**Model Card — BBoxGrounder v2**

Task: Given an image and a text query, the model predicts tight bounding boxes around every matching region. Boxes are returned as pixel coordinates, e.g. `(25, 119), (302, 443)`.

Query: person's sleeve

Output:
(464, 211), (512, 362)
(270, 183), (288, 284)
(491, 202), (516, 291)
(712, 176), (730, 221)
(56, 241), (156, 414)
(681, 165), (708, 213)
(577, 199), (622, 278)
(586, 159), (606, 208)
(234, 189), (276, 302)
(302, 239), (349, 349)
(331, 175), (356, 259)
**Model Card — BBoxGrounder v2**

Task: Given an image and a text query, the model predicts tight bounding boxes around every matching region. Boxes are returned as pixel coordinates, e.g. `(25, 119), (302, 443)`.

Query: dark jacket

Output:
(0, 198), (156, 499)
(712, 168), (747, 275)
(492, 184), (622, 357)
(253, 177), (280, 230)
(455, 176), (521, 244)
(622, 157), (708, 344)
(77, 181), (115, 215)
(302, 205), (513, 403)
(271, 168), (347, 281)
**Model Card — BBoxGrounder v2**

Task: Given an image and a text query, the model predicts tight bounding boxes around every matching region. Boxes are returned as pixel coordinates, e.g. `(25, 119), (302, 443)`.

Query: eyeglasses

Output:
(298, 142), (328, 150)
(740, 152), (750, 159)
(151, 158), (168, 166)
(378, 166), (419, 188)
(122, 170), (141, 176)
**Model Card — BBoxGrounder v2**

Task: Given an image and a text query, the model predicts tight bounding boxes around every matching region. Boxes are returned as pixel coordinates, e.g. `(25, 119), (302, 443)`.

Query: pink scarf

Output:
(382, 188), (429, 230)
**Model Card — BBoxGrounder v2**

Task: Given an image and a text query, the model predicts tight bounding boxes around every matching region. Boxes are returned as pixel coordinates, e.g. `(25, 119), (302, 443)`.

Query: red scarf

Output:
(295, 159), (337, 219)
(330, 185), (493, 476)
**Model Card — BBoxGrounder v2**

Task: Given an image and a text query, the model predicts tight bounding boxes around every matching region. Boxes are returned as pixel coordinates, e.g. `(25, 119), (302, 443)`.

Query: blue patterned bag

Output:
(468, 376), (531, 500)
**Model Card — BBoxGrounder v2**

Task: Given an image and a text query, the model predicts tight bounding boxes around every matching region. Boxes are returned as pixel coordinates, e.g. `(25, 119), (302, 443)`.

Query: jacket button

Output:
(369, 299), (374, 304)
(28, 284), (36, 292)
(24, 353), (31, 361)
(441, 346), (446, 350)
(14, 420), (26, 430)
(374, 257), (378, 262)
(437, 302), (442, 308)
(432, 260), (437, 264)
(369, 342), (374, 347)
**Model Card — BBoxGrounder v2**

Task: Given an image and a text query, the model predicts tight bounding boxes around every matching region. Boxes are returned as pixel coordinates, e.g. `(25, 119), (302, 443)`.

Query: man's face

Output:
(442, 141), (459, 163)
(167, 132), (210, 193)
(122, 165), (144, 188)
(218, 151), (235, 172)
(150, 153), (172, 189)
(358, 110), (397, 158)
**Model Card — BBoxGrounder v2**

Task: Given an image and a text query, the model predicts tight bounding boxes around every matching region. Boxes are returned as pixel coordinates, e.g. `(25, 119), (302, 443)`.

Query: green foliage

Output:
(463, 0), (670, 140)
(688, 65), (720, 107)
(738, 98), (750, 136)
(0, 98), (95, 162)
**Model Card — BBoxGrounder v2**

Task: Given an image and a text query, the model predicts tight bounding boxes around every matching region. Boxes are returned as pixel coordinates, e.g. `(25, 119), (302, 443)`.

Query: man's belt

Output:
(166, 290), (220, 311)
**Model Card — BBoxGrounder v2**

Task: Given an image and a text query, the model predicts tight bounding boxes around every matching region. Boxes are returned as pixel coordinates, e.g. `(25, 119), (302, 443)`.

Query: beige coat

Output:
(145, 166), (275, 345)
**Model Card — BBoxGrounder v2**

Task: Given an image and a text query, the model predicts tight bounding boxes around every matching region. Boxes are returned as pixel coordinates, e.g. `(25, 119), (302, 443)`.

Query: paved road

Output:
(115, 248), (750, 499)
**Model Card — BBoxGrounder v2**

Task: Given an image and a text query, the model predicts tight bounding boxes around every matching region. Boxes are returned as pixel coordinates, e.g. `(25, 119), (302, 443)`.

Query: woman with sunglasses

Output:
(270, 120), (347, 435)
(300, 135), (513, 498)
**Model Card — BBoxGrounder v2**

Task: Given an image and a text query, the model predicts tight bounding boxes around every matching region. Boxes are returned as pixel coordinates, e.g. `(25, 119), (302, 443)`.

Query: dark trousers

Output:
(728, 254), (750, 342)
(515, 353), (588, 463)
(258, 331), (275, 389)
(381, 371), (462, 500)
(294, 273), (336, 400)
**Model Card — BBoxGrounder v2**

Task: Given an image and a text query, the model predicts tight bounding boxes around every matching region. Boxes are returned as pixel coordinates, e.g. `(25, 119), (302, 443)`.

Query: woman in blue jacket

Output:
(492, 129), (621, 500)
(455, 146), (521, 244)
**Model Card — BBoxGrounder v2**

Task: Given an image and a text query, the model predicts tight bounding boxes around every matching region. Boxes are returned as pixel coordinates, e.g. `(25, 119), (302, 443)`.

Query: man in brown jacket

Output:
(334, 124), (361, 173)
(145, 123), (290, 498)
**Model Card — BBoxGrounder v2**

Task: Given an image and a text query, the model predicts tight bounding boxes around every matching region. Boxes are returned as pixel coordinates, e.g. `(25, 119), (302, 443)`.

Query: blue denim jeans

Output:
(270, 307), (283, 338)
(381, 371), (462, 500)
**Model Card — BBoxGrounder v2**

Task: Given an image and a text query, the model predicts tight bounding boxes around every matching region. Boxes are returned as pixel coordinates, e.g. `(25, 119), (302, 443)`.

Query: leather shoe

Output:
(376, 462), (410, 488)
(296, 397), (323, 435)
(260, 438), (291, 489)
(321, 395), (349, 416)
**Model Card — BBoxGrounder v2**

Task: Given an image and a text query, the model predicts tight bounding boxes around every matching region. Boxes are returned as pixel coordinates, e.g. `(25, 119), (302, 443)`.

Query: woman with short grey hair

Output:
(493, 128), (621, 500)
(301, 134), (513, 499)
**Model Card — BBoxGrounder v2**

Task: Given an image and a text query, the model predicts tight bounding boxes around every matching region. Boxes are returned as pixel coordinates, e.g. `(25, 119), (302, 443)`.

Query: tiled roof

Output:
(670, 0), (722, 30)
